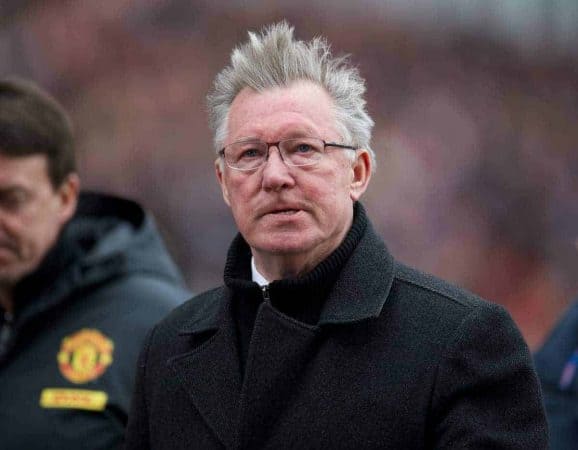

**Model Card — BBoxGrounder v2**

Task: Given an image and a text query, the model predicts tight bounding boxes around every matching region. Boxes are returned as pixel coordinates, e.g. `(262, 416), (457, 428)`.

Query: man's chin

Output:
(0, 272), (21, 287)
(0, 265), (33, 287)
(251, 234), (317, 256)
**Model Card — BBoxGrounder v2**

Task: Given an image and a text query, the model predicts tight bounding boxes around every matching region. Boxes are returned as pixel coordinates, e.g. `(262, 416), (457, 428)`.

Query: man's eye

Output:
(239, 148), (261, 159)
(295, 144), (313, 153)
(0, 193), (27, 211)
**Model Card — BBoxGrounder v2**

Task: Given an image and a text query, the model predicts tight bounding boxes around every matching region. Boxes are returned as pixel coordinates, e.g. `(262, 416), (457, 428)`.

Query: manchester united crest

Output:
(57, 329), (114, 384)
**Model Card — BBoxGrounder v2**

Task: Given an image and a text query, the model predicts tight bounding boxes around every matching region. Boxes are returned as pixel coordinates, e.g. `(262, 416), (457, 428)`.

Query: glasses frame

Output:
(219, 138), (358, 171)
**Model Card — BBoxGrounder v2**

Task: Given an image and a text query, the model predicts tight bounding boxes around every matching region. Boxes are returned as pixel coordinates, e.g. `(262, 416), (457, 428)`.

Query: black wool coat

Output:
(126, 216), (548, 449)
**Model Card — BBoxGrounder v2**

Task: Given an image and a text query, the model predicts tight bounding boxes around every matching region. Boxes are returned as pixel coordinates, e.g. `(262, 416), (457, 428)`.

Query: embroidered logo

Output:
(57, 329), (114, 384)
(40, 388), (108, 411)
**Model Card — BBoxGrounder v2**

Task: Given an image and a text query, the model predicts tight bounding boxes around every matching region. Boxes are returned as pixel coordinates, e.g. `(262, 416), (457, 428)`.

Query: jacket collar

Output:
(179, 203), (395, 334)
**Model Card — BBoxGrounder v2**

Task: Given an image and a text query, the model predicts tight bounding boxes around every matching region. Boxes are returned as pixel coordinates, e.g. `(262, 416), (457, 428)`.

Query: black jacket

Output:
(126, 204), (547, 449)
(0, 192), (190, 450)
(535, 300), (578, 449)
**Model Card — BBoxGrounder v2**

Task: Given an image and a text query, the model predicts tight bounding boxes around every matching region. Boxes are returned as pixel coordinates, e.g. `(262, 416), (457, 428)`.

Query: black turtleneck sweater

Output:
(223, 202), (368, 373)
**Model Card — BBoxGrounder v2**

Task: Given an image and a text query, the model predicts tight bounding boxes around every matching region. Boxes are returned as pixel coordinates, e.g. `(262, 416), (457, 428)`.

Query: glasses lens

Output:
(225, 141), (267, 170)
(281, 138), (324, 166)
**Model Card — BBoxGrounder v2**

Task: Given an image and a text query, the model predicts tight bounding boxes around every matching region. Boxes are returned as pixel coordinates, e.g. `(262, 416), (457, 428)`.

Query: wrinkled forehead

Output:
(226, 81), (340, 144)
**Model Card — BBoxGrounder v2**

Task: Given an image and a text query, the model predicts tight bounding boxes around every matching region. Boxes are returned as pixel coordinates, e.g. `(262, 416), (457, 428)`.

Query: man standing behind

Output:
(0, 78), (190, 449)
(535, 247), (578, 450)
(126, 23), (547, 449)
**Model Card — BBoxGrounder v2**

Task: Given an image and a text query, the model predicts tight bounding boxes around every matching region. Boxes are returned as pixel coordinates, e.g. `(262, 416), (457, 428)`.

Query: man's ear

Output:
(349, 149), (372, 201)
(215, 158), (231, 207)
(56, 173), (80, 225)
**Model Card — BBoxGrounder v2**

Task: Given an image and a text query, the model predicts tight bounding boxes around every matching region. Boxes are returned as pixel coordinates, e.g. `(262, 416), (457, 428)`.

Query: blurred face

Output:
(216, 81), (371, 278)
(0, 153), (78, 287)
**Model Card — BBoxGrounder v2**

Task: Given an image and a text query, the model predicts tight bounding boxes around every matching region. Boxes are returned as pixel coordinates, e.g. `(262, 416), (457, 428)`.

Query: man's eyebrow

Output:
(231, 137), (262, 143)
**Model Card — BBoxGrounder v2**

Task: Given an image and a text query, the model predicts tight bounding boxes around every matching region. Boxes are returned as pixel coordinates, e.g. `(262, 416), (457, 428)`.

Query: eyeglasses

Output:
(219, 137), (357, 171)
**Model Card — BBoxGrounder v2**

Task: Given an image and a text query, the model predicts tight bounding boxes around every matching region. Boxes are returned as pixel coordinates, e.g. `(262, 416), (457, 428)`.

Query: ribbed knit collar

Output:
(223, 202), (368, 322)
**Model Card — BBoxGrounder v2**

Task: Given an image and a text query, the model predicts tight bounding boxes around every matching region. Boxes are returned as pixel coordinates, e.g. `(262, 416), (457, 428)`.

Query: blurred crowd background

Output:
(1, 0), (577, 349)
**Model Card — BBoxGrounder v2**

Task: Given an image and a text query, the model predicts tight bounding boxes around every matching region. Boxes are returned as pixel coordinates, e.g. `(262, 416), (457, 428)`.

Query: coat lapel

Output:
(237, 302), (319, 448)
(168, 289), (242, 449)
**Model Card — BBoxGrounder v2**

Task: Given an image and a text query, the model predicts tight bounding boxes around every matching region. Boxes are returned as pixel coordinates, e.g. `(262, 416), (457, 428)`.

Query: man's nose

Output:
(261, 146), (295, 191)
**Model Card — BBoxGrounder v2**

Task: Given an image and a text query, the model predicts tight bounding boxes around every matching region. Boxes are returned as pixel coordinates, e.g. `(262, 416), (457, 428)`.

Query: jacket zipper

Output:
(261, 285), (270, 302)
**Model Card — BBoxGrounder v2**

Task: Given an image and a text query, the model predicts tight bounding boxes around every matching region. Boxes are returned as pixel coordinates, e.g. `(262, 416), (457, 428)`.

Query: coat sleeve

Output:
(431, 303), (549, 448)
(124, 326), (156, 450)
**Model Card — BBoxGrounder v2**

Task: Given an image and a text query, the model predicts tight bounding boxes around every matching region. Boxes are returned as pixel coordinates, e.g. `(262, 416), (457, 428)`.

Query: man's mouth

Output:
(0, 240), (19, 257)
(270, 209), (299, 215)
(0, 247), (16, 263)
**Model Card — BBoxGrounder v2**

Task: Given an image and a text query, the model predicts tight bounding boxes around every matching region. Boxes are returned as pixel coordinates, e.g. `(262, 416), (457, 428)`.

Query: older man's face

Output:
(216, 81), (370, 276)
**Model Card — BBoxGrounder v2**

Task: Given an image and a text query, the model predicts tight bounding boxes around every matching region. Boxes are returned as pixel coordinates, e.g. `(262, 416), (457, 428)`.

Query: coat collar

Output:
(179, 206), (395, 334)
(318, 218), (394, 325)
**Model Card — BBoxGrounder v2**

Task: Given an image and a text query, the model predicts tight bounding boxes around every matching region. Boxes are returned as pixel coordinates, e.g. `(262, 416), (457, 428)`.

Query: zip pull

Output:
(261, 285), (270, 302)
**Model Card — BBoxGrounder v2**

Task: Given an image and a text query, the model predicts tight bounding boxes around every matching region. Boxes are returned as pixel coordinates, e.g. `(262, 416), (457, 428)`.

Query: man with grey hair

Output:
(126, 22), (547, 449)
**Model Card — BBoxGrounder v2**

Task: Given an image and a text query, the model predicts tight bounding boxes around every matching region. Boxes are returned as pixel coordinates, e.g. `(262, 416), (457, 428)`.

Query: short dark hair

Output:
(0, 78), (76, 188)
